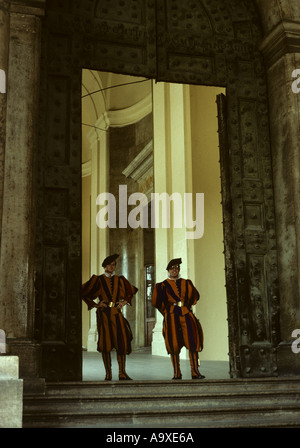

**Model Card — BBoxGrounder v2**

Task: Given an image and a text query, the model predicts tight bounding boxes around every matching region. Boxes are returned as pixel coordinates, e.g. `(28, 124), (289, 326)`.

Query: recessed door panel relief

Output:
(35, 57), (82, 380)
(36, 0), (280, 380)
(217, 88), (280, 377)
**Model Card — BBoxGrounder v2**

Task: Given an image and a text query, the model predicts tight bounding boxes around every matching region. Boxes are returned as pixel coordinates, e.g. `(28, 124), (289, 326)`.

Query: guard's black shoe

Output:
(192, 373), (205, 379)
(119, 373), (132, 381)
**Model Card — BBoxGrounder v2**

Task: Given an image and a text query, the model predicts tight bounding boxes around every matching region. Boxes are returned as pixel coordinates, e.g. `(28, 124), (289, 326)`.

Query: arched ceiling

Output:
(81, 70), (152, 163)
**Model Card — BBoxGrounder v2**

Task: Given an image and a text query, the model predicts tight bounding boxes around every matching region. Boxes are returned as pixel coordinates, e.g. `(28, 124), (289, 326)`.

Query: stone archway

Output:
(35, 0), (280, 380)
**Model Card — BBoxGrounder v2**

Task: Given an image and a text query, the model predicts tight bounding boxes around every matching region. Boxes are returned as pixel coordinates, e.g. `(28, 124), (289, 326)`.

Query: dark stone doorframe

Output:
(35, 0), (281, 381)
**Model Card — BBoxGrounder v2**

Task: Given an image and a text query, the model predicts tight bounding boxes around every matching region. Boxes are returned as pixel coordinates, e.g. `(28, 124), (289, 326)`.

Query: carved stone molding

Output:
(108, 93), (152, 128)
(81, 160), (91, 178)
(259, 20), (300, 68)
(87, 113), (110, 144)
(122, 139), (153, 192)
(10, 0), (45, 16)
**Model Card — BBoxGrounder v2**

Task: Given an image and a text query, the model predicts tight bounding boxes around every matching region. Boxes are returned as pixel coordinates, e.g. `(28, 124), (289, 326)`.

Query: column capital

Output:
(87, 113), (110, 146)
(259, 20), (300, 69)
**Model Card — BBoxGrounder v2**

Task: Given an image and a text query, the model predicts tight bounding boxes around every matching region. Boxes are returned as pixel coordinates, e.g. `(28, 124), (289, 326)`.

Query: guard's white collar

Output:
(104, 271), (115, 278)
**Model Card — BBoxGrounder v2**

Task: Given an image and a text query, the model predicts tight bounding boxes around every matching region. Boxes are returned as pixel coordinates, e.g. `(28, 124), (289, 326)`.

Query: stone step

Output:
(43, 377), (300, 396)
(23, 378), (300, 428)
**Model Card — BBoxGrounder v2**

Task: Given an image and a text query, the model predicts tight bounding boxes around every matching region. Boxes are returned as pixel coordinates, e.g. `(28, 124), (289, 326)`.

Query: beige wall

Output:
(190, 85), (228, 361)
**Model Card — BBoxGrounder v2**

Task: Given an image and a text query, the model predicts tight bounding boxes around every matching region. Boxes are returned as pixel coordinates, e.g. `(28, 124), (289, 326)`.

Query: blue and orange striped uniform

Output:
(152, 278), (204, 355)
(81, 274), (138, 355)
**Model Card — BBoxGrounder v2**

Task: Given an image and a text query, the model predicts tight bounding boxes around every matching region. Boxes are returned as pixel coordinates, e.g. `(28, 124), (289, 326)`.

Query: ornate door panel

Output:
(217, 89), (280, 378)
(41, 0), (158, 77)
(35, 68), (83, 380)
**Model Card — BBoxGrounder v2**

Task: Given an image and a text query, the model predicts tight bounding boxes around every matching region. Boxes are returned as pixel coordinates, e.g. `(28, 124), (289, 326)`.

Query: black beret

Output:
(166, 258), (182, 270)
(102, 254), (119, 267)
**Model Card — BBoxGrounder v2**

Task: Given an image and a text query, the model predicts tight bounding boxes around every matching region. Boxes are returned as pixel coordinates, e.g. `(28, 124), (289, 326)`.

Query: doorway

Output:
(36, 0), (280, 381)
(81, 70), (229, 378)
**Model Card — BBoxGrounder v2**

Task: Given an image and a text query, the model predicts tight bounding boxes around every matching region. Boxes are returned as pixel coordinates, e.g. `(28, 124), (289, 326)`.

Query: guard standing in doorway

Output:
(152, 258), (205, 380)
(81, 254), (138, 381)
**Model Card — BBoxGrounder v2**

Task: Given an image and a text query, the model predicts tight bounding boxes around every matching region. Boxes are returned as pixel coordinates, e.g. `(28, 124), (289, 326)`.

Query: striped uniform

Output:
(152, 278), (204, 355)
(81, 274), (138, 355)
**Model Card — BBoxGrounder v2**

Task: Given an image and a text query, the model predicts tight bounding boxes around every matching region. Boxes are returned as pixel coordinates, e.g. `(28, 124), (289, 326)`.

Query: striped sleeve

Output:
(119, 275), (138, 305)
(152, 283), (167, 314)
(81, 275), (102, 310)
(186, 280), (200, 307)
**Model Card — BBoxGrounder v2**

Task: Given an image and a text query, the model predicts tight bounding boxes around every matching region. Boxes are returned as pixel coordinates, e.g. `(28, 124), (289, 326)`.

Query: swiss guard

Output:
(152, 258), (205, 380)
(81, 254), (138, 381)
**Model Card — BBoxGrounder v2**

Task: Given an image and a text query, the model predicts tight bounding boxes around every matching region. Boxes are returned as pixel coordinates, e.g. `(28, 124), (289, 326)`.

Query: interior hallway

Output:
(82, 347), (230, 381)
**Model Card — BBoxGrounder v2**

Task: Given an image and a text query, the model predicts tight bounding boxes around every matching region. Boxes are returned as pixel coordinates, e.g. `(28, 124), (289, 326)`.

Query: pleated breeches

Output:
(96, 308), (133, 355)
(163, 309), (203, 355)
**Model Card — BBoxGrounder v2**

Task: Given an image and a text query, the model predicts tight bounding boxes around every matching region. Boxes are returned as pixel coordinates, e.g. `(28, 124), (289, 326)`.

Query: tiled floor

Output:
(82, 347), (230, 381)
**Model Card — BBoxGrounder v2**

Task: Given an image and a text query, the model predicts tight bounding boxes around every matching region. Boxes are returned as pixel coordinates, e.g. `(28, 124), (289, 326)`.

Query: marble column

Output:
(151, 82), (195, 359)
(0, 2), (45, 381)
(259, 18), (300, 375)
(86, 115), (109, 351)
(0, 0), (10, 247)
(151, 81), (170, 357)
